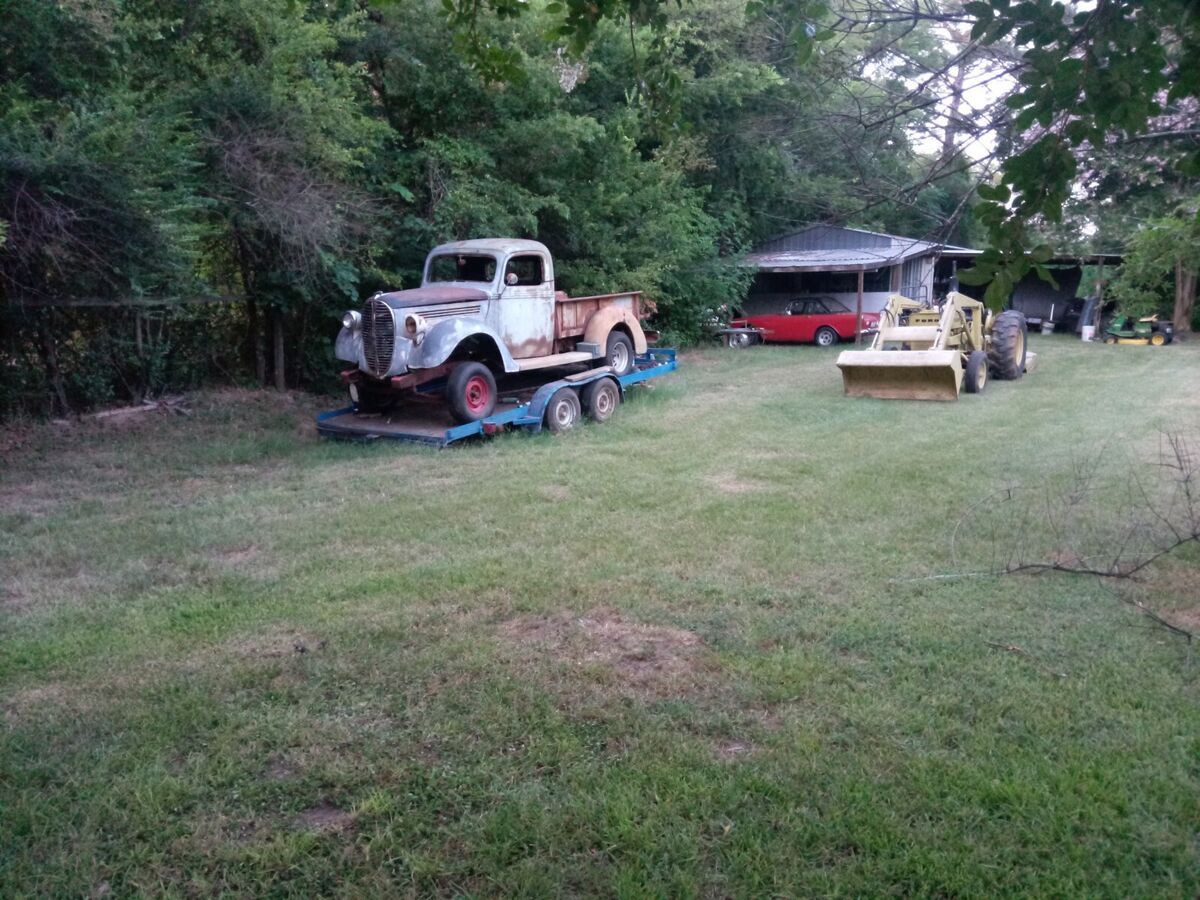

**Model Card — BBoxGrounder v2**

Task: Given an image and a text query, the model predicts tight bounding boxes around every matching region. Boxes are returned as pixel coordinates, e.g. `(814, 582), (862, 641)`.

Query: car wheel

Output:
(727, 332), (753, 349)
(447, 362), (497, 424)
(544, 387), (582, 433)
(815, 327), (839, 347)
(605, 332), (635, 375)
(581, 378), (620, 423)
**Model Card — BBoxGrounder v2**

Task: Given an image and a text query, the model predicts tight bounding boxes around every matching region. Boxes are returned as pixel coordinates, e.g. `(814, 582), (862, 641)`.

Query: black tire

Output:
(605, 331), (635, 376)
(964, 350), (988, 394)
(987, 309), (1027, 380)
(446, 362), (497, 424)
(814, 326), (839, 348)
(581, 378), (620, 423)
(544, 387), (581, 433)
(354, 381), (396, 414)
(1104, 334), (1119, 344)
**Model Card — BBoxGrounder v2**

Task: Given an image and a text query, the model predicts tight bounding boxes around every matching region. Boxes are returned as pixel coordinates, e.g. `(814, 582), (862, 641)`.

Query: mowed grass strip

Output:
(2, 338), (1199, 896)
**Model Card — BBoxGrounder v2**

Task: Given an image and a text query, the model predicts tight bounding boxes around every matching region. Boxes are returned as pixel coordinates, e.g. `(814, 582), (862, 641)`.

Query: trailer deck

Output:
(317, 349), (677, 446)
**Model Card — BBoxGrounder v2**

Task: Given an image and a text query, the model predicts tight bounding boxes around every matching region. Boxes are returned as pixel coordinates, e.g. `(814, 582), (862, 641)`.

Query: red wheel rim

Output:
(464, 375), (490, 414)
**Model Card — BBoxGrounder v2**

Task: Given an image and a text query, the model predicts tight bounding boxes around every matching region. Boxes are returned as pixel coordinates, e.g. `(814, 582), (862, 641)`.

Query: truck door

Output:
(491, 253), (555, 358)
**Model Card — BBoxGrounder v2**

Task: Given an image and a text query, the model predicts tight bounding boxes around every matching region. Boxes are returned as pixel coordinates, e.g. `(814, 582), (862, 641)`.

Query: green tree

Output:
(1108, 204), (1200, 332)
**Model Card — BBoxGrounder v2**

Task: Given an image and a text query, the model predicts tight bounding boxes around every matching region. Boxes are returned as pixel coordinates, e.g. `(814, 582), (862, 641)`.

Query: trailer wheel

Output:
(544, 387), (581, 433)
(987, 310), (1027, 379)
(605, 332), (635, 376)
(582, 378), (620, 423)
(965, 350), (988, 394)
(447, 362), (497, 424)
(727, 332), (753, 349)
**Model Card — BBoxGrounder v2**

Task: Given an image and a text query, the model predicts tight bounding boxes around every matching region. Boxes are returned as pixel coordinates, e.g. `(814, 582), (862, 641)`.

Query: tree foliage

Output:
(0, 0), (997, 415)
(956, 0), (1200, 311)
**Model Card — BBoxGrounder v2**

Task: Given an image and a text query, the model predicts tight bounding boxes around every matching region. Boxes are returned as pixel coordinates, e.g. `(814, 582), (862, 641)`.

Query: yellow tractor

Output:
(836, 292), (1028, 401)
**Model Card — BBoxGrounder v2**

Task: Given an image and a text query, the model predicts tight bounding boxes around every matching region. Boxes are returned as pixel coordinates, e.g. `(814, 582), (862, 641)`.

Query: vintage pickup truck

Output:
(335, 238), (652, 422)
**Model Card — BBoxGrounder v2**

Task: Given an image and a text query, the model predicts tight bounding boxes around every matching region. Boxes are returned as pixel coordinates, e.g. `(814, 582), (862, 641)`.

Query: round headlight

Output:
(405, 314), (428, 340)
(342, 310), (362, 330)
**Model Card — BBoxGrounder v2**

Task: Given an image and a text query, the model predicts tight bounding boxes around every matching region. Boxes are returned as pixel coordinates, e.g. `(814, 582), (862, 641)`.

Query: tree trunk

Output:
(35, 312), (70, 416)
(273, 308), (286, 392)
(246, 297), (266, 385)
(1174, 261), (1195, 335)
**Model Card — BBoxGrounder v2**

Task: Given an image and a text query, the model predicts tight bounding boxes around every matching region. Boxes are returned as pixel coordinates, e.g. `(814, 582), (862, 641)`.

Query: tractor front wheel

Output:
(964, 350), (988, 394)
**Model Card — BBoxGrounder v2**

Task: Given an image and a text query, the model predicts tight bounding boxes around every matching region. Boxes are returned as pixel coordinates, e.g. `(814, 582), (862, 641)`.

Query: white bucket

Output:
(1040, 321), (1054, 335)
(1081, 325), (1095, 342)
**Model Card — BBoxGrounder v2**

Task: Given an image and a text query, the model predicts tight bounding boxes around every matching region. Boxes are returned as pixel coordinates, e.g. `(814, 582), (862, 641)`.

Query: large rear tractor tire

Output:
(604, 331), (635, 376)
(964, 350), (988, 394)
(447, 362), (497, 424)
(987, 309), (1027, 380)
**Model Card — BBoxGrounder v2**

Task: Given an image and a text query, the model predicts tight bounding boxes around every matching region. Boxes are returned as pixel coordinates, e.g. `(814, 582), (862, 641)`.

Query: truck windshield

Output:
(427, 254), (497, 284)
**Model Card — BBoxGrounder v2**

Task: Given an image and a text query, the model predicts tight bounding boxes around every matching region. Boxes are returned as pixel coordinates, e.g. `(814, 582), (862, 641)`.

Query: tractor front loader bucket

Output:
(836, 349), (963, 401)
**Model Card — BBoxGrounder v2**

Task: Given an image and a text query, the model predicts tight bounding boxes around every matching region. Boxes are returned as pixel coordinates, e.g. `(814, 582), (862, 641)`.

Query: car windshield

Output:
(427, 253), (497, 284)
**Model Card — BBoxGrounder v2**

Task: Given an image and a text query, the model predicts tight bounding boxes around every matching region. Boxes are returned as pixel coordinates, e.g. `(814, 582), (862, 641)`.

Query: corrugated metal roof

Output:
(746, 225), (980, 271)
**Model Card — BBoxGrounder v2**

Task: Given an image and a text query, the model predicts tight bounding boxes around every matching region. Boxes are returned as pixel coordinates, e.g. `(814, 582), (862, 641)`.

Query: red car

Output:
(728, 297), (880, 347)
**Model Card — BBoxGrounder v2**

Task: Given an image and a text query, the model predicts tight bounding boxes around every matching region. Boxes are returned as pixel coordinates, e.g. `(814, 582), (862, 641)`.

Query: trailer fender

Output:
(412, 317), (520, 374)
(584, 307), (648, 355)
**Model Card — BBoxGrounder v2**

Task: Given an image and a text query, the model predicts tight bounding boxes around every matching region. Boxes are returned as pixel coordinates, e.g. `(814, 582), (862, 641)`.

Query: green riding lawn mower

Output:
(1103, 314), (1174, 346)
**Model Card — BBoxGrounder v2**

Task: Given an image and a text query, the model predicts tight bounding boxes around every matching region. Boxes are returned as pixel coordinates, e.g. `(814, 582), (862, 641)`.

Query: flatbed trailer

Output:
(316, 349), (677, 446)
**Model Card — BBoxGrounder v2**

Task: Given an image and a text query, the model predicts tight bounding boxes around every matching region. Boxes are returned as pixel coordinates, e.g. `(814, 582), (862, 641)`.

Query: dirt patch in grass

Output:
(264, 756), (299, 781)
(705, 473), (768, 495)
(208, 543), (262, 567)
(1163, 607), (1200, 632)
(2, 682), (76, 726)
(500, 608), (709, 695)
(714, 738), (758, 761)
(293, 803), (355, 832)
(225, 626), (327, 659)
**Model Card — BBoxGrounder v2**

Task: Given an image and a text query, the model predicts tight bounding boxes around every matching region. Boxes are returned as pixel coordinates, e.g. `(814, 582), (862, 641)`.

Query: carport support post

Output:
(855, 269), (865, 346)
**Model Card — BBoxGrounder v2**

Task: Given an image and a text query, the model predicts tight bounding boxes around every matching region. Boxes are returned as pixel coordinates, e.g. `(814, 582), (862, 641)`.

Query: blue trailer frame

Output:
(316, 349), (677, 446)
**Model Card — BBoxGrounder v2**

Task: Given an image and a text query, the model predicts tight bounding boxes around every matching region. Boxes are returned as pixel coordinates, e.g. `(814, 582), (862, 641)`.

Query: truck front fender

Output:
(334, 325), (360, 364)
(583, 307), (648, 355)
(411, 317), (519, 373)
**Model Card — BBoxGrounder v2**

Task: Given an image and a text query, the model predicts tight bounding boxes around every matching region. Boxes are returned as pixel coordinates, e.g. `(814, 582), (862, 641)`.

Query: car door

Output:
(820, 298), (859, 339)
(790, 299), (822, 342)
(490, 253), (555, 358)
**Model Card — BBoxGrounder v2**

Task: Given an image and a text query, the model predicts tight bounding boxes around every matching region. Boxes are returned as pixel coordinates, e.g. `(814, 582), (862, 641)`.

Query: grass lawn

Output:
(2, 335), (1199, 897)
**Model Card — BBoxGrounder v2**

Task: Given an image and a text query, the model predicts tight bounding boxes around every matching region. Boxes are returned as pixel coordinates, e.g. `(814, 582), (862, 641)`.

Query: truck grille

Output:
(361, 298), (394, 377)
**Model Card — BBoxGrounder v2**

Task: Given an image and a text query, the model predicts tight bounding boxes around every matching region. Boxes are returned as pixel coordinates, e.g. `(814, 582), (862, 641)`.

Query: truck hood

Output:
(375, 285), (489, 309)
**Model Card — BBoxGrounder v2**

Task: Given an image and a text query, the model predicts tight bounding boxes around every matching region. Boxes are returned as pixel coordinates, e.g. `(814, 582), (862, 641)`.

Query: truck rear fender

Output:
(414, 317), (519, 374)
(583, 307), (648, 355)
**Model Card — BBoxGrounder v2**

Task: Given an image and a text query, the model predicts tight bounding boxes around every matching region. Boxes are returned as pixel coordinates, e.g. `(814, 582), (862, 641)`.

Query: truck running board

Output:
(515, 351), (595, 371)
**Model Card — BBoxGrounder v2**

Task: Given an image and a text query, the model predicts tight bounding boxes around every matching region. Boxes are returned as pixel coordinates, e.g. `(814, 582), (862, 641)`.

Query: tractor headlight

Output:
(342, 310), (362, 331)
(405, 313), (427, 344)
